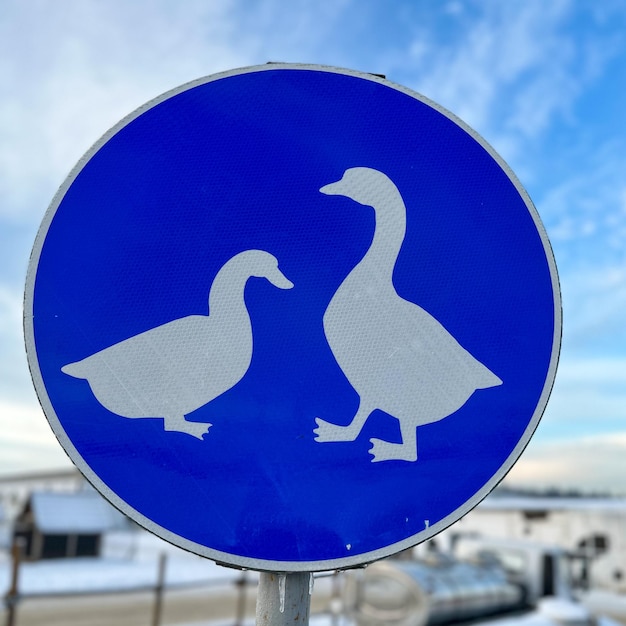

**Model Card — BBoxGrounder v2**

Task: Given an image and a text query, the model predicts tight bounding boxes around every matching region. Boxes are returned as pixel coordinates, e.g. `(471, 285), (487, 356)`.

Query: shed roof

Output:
(479, 495), (626, 513)
(30, 491), (126, 533)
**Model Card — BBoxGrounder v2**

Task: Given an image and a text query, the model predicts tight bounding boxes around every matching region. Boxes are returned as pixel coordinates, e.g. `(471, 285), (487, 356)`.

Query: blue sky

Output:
(1, 0), (625, 492)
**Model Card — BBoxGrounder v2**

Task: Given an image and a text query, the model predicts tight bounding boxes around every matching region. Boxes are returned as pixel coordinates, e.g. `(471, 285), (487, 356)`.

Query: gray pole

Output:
(256, 572), (311, 625)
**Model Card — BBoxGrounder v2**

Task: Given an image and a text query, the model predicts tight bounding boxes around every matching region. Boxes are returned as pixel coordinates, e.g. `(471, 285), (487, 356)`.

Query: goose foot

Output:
(314, 418), (361, 442)
(369, 438), (418, 463)
(314, 402), (373, 443)
(164, 417), (211, 439)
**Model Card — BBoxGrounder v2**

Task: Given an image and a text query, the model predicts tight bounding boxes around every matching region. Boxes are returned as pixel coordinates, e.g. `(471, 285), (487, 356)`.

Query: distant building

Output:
(449, 495), (626, 593)
(13, 490), (127, 560)
(0, 468), (84, 521)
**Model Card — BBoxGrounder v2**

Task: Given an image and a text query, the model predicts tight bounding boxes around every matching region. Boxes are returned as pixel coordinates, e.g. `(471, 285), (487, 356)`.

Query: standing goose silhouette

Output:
(62, 250), (293, 439)
(314, 167), (502, 462)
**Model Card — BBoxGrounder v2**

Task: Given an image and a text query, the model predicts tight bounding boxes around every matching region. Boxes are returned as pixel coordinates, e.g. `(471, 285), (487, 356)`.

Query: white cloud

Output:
(0, 284), (35, 401)
(0, 281), (70, 476)
(1, 0), (626, 485)
(533, 137), (626, 348)
(0, 285), (20, 328)
(558, 264), (626, 349)
(390, 1), (625, 189)
(541, 142), (626, 251)
(546, 383), (626, 425)
(0, 0), (357, 223)
(535, 357), (626, 443)
(229, 0), (351, 61)
(557, 357), (626, 384)
(444, 2), (464, 17)
(0, 399), (71, 476)
(0, 0), (248, 222)
(515, 354), (626, 494)
(406, 1), (573, 136)
(506, 432), (626, 494)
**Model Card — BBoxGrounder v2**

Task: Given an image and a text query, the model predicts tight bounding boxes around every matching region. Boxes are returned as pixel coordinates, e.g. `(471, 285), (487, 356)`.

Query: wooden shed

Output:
(13, 490), (125, 560)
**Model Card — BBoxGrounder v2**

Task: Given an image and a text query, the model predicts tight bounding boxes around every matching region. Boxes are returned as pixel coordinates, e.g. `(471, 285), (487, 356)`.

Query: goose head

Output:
(320, 167), (398, 208)
(238, 250), (294, 289)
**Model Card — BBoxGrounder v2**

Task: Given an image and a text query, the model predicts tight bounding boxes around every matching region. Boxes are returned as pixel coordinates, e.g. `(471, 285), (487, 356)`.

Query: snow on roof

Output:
(478, 496), (626, 513)
(30, 491), (126, 533)
(0, 467), (79, 484)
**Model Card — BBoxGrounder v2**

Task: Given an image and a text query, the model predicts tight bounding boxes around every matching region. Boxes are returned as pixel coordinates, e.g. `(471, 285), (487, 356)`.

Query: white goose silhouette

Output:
(314, 167), (502, 462)
(62, 250), (293, 439)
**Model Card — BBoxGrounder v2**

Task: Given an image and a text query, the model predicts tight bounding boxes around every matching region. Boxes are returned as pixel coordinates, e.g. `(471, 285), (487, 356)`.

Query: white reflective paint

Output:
(61, 250), (293, 438)
(314, 168), (502, 462)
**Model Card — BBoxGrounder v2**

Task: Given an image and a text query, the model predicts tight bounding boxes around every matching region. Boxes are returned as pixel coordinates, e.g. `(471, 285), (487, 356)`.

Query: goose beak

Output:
(270, 268), (294, 290)
(319, 179), (343, 196)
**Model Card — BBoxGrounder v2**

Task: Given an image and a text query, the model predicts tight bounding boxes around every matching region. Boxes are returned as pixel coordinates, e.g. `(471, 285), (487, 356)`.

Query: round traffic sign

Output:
(25, 64), (560, 571)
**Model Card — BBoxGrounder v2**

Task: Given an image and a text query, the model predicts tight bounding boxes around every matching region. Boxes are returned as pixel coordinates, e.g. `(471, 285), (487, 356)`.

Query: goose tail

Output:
(474, 363), (503, 390)
(61, 360), (88, 379)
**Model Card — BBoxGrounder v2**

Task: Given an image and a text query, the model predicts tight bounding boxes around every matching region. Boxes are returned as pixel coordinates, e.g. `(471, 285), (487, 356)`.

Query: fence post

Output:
(4, 537), (24, 626)
(151, 552), (167, 626)
(234, 570), (248, 626)
(330, 571), (341, 626)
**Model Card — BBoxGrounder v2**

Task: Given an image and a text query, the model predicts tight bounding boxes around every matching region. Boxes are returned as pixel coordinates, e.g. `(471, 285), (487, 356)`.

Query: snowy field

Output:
(2, 531), (626, 626)
(0, 530), (342, 625)
(0, 552), (242, 596)
(183, 615), (352, 626)
(0, 530), (247, 596)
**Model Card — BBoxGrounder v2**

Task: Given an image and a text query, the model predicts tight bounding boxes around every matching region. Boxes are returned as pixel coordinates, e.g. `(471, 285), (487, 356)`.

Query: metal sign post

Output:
(25, 64), (560, 624)
(256, 572), (311, 625)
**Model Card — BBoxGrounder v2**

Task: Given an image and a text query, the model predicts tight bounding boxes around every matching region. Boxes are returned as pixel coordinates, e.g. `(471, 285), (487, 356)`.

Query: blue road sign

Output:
(24, 64), (561, 572)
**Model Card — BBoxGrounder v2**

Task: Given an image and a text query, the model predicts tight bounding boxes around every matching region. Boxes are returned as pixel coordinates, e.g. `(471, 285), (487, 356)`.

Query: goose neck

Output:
(208, 267), (250, 319)
(363, 192), (406, 276)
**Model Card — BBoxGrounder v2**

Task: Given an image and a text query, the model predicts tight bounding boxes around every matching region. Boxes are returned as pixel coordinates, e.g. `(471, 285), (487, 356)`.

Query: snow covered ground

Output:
(0, 529), (342, 625)
(579, 590), (626, 624)
(1, 530), (625, 626)
(140, 599), (626, 626)
(177, 618), (350, 626)
(0, 530), (246, 596)
(0, 553), (243, 596)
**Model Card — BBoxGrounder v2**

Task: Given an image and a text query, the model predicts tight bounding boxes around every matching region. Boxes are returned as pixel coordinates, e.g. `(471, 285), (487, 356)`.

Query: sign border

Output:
(24, 63), (562, 572)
